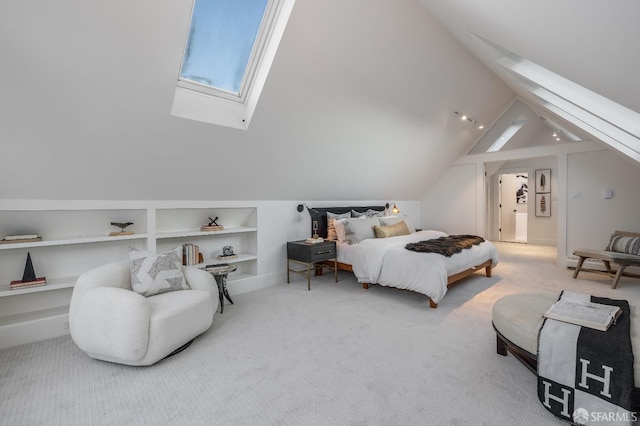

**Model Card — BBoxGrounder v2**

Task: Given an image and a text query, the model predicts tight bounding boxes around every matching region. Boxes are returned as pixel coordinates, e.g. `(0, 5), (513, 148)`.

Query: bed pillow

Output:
(352, 209), (386, 218)
(374, 220), (411, 238)
(326, 211), (352, 240)
(343, 217), (380, 244)
(333, 218), (349, 242)
(607, 233), (640, 255)
(379, 216), (416, 233)
(128, 246), (189, 297)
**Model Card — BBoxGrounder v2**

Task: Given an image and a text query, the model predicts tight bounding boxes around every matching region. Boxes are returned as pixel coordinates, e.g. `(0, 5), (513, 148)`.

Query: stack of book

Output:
(10, 277), (47, 290)
(1, 234), (42, 244)
(200, 225), (224, 232)
(182, 243), (202, 266)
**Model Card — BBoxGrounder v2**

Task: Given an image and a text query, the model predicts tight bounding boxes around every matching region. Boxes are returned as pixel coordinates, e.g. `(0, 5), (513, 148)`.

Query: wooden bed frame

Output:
(309, 206), (494, 308)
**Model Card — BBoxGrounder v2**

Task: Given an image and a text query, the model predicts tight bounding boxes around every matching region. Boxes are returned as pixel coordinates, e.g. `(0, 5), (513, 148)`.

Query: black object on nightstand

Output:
(287, 240), (337, 290)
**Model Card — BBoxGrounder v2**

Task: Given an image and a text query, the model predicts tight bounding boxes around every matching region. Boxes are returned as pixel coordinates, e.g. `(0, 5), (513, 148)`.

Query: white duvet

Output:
(351, 230), (499, 304)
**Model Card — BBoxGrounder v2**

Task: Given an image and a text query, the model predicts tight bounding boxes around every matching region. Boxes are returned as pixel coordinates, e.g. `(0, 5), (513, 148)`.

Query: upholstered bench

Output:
(492, 292), (640, 410)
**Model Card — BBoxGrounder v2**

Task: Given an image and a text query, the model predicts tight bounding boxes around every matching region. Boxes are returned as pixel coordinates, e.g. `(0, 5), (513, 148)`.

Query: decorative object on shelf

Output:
(109, 222), (134, 236)
(217, 245), (237, 260)
(201, 216), (224, 231)
(305, 237), (324, 244)
(0, 234), (42, 244)
(10, 252), (46, 289)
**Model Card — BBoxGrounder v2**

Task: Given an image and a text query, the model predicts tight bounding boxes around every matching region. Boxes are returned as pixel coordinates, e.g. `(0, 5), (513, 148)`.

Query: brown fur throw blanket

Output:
(405, 235), (485, 257)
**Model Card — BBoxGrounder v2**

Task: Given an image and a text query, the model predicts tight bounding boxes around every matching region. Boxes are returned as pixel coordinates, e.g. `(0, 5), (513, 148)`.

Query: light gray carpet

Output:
(1, 242), (639, 426)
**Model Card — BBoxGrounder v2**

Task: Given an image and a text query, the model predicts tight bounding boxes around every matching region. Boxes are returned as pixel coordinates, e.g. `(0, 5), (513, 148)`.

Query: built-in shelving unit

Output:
(0, 200), (259, 349)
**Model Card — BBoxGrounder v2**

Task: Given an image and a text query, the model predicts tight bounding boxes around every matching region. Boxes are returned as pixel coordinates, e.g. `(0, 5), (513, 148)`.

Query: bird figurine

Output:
(110, 222), (134, 236)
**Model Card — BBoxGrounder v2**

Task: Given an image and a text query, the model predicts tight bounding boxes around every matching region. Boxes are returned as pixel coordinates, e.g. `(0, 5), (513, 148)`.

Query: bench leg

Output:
(612, 265), (626, 289)
(603, 260), (614, 274)
(485, 265), (492, 278)
(573, 256), (586, 279)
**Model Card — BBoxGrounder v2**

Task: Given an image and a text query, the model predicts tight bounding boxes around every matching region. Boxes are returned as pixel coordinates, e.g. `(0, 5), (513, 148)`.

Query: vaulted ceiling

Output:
(419, 0), (640, 161)
(1, 0), (636, 201)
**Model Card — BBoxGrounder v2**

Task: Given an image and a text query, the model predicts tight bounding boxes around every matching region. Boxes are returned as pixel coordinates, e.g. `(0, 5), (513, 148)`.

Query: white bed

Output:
(350, 230), (499, 307)
(310, 206), (499, 308)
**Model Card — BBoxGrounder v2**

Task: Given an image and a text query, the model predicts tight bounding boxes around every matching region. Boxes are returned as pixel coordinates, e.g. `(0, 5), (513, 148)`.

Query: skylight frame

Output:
(177, 0), (278, 104)
(171, 0), (296, 130)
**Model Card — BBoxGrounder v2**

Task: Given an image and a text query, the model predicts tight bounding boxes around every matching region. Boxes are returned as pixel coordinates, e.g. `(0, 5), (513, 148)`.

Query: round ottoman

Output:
(492, 292), (640, 395)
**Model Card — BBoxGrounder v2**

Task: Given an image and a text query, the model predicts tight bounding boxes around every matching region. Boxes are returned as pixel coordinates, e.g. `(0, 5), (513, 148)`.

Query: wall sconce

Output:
(385, 203), (400, 214)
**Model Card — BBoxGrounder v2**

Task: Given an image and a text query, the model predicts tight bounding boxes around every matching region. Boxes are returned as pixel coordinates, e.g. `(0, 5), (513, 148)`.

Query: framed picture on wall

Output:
(535, 193), (551, 217)
(535, 169), (551, 193)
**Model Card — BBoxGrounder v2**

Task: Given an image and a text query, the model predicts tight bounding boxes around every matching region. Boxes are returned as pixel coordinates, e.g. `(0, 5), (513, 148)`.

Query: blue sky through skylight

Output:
(181, 0), (269, 95)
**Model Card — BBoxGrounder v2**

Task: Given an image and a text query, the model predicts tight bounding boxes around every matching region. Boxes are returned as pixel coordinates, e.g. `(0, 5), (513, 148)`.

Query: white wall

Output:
(567, 151), (640, 253)
(420, 164), (477, 234)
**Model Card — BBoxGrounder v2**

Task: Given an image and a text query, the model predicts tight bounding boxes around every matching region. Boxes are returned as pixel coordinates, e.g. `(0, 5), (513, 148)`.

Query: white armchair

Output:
(69, 260), (218, 366)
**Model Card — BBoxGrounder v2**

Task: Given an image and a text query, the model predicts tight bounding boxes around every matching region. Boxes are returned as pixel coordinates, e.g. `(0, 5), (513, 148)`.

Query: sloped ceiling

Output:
(418, 0), (640, 160)
(0, 0), (514, 201)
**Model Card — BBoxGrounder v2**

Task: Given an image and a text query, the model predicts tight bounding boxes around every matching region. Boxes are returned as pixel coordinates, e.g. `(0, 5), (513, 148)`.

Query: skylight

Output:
(171, 0), (296, 129)
(486, 118), (526, 152)
(180, 0), (269, 98)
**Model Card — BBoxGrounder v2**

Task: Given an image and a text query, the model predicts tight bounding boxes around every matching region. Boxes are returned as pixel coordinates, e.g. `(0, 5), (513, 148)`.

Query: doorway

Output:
(499, 172), (528, 242)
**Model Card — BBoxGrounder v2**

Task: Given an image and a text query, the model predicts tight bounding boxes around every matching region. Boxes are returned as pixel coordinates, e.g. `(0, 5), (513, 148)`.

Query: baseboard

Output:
(214, 272), (285, 296)
(527, 238), (557, 246)
(0, 310), (69, 350)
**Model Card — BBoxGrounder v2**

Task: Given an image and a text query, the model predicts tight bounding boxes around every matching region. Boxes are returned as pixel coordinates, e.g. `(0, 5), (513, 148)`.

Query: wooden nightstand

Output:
(287, 240), (337, 290)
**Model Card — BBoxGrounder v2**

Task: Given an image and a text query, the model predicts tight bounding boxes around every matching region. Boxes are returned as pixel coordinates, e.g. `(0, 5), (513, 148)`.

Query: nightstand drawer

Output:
(287, 241), (336, 263)
(309, 244), (336, 262)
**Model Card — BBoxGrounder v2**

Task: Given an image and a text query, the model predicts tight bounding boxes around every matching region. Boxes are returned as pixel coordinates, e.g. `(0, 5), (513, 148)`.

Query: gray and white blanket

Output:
(537, 291), (635, 425)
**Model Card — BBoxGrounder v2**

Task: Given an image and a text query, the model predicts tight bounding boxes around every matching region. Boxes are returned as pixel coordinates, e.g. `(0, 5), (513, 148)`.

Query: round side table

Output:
(204, 264), (237, 313)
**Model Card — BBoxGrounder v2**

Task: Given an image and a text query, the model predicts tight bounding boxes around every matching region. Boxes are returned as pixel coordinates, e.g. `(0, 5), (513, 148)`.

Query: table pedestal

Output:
(205, 264), (237, 313)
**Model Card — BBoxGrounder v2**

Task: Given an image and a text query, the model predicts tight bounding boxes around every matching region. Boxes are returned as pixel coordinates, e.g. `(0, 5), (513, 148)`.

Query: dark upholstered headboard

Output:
(307, 206), (386, 238)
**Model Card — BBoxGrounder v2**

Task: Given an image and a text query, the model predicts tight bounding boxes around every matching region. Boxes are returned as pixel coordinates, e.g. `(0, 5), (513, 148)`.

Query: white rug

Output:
(1, 242), (638, 425)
